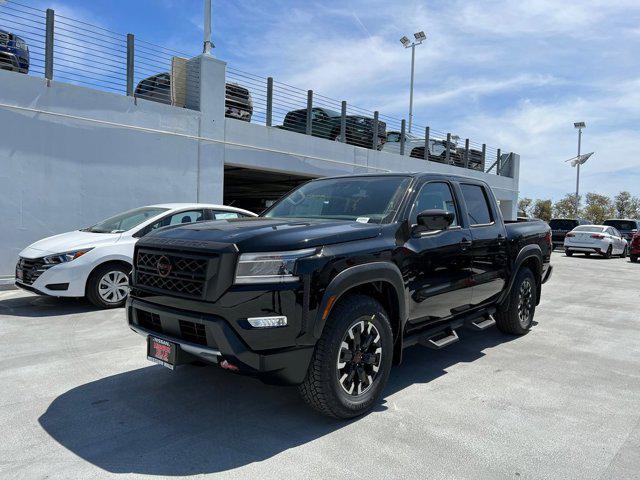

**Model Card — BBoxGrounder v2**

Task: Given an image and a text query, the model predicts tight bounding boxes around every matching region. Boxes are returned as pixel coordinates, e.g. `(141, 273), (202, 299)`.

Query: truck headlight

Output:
(235, 248), (316, 284)
(43, 248), (94, 265)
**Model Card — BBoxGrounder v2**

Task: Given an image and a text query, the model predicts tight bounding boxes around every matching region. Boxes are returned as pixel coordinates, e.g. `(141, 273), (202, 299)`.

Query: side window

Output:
(213, 211), (240, 220)
(387, 132), (400, 143)
(460, 184), (493, 226)
(311, 109), (327, 121)
(411, 182), (458, 226)
(142, 210), (205, 235)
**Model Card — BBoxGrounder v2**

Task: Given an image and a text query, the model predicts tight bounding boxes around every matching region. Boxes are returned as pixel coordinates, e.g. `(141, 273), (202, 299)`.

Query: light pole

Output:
(574, 121), (585, 215)
(203, 0), (214, 54)
(400, 31), (426, 133)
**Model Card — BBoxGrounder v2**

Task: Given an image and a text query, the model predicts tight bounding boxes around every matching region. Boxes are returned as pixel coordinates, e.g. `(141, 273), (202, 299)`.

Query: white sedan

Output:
(15, 203), (256, 308)
(564, 225), (629, 258)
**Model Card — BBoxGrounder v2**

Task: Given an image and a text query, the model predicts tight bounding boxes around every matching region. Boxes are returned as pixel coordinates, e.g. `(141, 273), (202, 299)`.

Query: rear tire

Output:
(565, 250), (573, 257)
(298, 294), (393, 419)
(621, 246), (628, 258)
(631, 255), (638, 263)
(603, 245), (613, 259)
(86, 263), (130, 309)
(495, 268), (536, 335)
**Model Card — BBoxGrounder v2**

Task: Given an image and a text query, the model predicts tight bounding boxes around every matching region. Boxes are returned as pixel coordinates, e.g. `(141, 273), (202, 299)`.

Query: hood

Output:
(20, 230), (122, 258)
(141, 217), (382, 252)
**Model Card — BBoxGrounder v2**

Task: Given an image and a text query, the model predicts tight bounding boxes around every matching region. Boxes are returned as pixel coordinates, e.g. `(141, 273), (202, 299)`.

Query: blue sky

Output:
(18, 0), (640, 200)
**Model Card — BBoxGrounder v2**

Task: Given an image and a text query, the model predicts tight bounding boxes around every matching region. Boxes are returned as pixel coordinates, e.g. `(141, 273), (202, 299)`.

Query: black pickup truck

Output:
(127, 173), (552, 418)
(280, 107), (387, 150)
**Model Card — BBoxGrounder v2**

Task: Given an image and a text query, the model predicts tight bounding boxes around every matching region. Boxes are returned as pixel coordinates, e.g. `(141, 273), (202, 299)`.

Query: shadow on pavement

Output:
(38, 327), (517, 476)
(0, 293), (100, 317)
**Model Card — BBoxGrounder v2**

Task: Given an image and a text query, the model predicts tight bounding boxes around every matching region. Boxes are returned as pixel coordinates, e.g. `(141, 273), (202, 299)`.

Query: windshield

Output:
(603, 220), (637, 231)
(83, 207), (169, 233)
(549, 219), (578, 230)
(573, 226), (605, 233)
(263, 176), (411, 223)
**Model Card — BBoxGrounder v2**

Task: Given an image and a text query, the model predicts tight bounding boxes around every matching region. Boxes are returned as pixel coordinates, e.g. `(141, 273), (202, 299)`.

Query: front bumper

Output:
(15, 257), (90, 297)
(127, 297), (314, 385)
(0, 51), (28, 73)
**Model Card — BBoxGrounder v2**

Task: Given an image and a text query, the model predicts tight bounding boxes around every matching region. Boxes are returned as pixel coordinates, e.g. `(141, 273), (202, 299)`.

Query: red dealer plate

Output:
(147, 336), (177, 370)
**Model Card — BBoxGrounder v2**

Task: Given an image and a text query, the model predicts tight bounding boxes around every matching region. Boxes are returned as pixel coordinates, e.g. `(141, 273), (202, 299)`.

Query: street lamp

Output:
(400, 30), (426, 133)
(563, 122), (595, 216)
(203, 0), (214, 54)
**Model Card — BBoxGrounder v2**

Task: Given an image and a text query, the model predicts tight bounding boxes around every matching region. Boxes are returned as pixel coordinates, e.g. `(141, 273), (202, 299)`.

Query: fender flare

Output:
(312, 262), (406, 340)
(501, 244), (543, 307)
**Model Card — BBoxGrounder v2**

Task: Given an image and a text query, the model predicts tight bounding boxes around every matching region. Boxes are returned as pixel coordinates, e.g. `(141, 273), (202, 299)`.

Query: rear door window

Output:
(460, 184), (493, 226)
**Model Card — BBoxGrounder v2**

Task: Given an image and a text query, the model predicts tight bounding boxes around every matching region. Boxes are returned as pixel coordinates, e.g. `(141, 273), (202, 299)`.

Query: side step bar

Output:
(469, 315), (496, 331)
(420, 329), (459, 349)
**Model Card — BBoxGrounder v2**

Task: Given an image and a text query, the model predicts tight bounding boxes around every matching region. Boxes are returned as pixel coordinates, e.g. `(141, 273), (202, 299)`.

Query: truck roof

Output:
(311, 172), (489, 184)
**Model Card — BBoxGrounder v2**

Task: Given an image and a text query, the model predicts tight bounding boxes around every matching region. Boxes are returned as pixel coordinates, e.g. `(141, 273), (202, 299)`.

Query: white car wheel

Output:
(98, 271), (129, 304)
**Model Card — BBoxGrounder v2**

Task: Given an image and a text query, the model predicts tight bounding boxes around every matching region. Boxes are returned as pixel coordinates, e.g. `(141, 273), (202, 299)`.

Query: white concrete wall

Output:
(0, 59), (519, 276)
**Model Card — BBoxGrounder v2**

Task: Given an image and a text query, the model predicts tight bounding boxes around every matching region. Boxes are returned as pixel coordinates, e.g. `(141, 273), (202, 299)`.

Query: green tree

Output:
(532, 199), (552, 222)
(553, 193), (580, 219)
(614, 191), (640, 218)
(583, 193), (614, 224)
(518, 197), (533, 218)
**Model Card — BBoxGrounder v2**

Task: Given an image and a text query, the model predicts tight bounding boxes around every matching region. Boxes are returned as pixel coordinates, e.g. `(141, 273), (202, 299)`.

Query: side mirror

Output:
(416, 209), (454, 232)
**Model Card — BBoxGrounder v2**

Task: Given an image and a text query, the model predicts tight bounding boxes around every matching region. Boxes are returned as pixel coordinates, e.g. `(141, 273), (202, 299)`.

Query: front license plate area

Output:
(147, 336), (177, 370)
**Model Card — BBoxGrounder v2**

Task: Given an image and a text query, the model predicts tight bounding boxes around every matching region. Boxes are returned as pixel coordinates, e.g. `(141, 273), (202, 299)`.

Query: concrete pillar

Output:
(186, 54), (226, 203)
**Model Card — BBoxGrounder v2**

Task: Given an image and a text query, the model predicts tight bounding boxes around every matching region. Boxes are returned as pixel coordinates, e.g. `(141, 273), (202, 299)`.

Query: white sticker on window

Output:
(356, 217), (370, 223)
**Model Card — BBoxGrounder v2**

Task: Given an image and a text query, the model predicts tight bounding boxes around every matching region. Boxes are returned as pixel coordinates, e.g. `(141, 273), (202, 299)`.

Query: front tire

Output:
(631, 255), (638, 263)
(565, 249), (573, 257)
(495, 268), (537, 335)
(298, 294), (393, 419)
(86, 263), (130, 309)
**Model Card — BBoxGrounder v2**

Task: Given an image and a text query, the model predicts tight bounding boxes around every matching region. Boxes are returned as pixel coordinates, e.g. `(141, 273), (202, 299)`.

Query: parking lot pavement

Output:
(0, 253), (638, 480)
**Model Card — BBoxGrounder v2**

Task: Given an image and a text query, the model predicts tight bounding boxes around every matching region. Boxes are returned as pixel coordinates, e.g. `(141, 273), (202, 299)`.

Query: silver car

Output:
(564, 225), (629, 258)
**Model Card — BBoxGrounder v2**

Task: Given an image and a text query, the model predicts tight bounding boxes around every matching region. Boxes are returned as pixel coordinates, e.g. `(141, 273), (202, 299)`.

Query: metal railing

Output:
(0, 0), (514, 177)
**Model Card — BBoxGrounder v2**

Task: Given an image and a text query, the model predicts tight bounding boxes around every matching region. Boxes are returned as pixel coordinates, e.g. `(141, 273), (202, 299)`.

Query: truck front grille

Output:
(135, 250), (210, 298)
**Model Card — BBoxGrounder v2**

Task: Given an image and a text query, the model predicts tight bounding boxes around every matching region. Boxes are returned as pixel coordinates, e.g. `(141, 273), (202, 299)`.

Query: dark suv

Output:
(603, 219), (640, 243)
(134, 73), (253, 121)
(549, 218), (590, 249)
(0, 29), (29, 74)
(280, 107), (387, 150)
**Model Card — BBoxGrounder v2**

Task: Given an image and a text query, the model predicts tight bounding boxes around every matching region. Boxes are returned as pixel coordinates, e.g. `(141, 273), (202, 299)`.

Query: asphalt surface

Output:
(0, 252), (639, 480)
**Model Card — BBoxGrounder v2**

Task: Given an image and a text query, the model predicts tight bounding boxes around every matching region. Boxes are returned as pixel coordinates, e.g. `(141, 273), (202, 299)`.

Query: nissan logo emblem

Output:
(156, 256), (172, 278)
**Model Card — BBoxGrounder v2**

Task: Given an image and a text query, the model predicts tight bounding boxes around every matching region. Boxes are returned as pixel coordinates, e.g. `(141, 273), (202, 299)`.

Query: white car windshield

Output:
(83, 207), (169, 233)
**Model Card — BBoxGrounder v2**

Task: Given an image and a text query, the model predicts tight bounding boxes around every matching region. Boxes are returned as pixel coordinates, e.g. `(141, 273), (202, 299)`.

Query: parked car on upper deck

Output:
(603, 219), (640, 243)
(280, 107), (387, 150)
(15, 203), (256, 308)
(564, 225), (628, 258)
(134, 73), (253, 121)
(0, 29), (29, 74)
